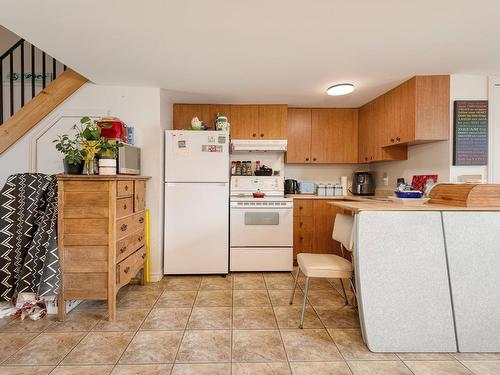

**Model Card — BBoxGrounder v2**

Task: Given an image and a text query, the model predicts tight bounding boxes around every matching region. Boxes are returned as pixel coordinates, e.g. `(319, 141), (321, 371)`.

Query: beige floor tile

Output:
(3, 315), (55, 332)
(233, 290), (271, 307)
(176, 330), (231, 363)
(404, 360), (473, 375)
(290, 361), (352, 375)
(51, 365), (114, 375)
(233, 307), (277, 329)
(117, 291), (161, 309)
(305, 290), (348, 308)
(452, 352), (500, 360)
(461, 361), (500, 375)
(232, 330), (287, 362)
(200, 275), (233, 290)
(155, 291), (197, 308)
(281, 328), (341, 361)
(93, 309), (149, 331)
(265, 277), (296, 290)
(5, 332), (85, 365)
(0, 332), (38, 362)
(268, 289), (306, 306)
(314, 306), (360, 329)
(234, 275), (267, 290)
(140, 308), (191, 330)
(397, 352), (455, 361)
(47, 310), (107, 332)
(273, 306), (323, 329)
(62, 331), (134, 365)
(111, 364), (173, 375)
(194, 290), (232, 307)
(161, 276), (201, 291)
(233, 362), (291, 375)
(171, 363), (231, 374)
(0, 366), (54, 375)
(264, 272), (294, 279)
(76, 300), (108, 311)
(348, 360), (413, 375)
(330, 329), (397, 360)
(120, 330), (183, 364)
(298, 278), (335, 290)
(0, 315), (15, 329)
(187, 307), (231, 329)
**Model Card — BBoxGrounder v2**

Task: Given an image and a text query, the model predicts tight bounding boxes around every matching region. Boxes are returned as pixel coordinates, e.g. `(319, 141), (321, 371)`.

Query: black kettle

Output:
(284, 179), (298, 195)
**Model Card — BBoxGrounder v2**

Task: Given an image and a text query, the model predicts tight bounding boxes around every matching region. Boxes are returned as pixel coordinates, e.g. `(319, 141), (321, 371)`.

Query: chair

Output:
(289, 213), (355, 328)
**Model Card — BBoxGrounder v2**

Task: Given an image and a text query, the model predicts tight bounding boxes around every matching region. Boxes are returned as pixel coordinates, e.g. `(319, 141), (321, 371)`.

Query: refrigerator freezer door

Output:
(164, 182), (229, 274)
(165, 130), (229, 182)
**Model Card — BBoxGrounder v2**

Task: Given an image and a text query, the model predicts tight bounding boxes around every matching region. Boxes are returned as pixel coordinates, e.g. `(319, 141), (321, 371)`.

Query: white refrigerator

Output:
(164, 130), (229, 274)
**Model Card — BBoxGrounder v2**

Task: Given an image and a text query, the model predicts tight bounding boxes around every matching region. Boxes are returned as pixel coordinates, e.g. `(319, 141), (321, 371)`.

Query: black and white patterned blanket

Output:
(0, 174), (60, 301)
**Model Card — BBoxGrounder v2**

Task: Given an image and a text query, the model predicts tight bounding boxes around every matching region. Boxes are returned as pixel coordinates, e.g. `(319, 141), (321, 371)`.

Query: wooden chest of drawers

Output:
(57, 175), (150, 321)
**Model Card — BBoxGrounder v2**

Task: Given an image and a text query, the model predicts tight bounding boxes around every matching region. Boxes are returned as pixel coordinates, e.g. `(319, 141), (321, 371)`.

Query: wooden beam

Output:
(0, 69), (87, 155)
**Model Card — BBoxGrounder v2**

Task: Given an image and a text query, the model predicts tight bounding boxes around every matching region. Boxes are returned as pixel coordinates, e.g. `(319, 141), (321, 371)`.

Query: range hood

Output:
(231, 139), (287, 152)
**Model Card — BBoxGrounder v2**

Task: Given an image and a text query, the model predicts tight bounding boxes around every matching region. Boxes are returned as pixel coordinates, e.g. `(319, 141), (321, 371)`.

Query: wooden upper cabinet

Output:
(257, 105), (287, 139)
(383, 75), (450, 147)
(173, 104), (231, 130)
(286, 108), (312, 163)
(230, 105), (259, 139)
(311, 108), (358, 163)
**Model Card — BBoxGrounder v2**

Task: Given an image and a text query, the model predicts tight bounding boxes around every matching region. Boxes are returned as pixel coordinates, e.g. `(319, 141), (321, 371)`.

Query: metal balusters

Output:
(31, 44), (35, 99)
(9, 52), (14, 116)
(52, 57), (56, 81)
(42, 51), (46, 89)
(20, 40), (25, 106)
(0, 60), (3, 124)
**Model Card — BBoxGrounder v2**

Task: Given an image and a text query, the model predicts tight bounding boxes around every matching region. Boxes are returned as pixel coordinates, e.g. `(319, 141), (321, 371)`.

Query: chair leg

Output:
(299, 276), (309, 329)
(289, 267), (300, 305)
(340, 278), (348, 305)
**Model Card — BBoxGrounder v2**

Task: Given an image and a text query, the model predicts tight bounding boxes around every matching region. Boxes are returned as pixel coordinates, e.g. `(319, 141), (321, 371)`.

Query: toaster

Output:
(298, 181), (316, 194)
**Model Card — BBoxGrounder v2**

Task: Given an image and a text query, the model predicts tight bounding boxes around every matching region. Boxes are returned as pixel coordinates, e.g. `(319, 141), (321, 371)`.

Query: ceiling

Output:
(1, 0), (499, 107)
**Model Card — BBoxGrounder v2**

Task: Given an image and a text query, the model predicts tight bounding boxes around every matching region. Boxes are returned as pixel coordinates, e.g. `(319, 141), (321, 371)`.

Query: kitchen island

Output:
(330, 200), (500, 353)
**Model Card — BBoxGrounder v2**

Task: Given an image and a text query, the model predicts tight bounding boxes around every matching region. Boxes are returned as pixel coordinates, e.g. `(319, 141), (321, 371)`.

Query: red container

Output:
(98, 118), (128, 143)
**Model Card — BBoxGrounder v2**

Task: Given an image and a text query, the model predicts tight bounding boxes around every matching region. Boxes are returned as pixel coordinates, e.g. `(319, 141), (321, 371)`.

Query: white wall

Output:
(284, 164), (364, 185)
(371, 74), (488, 189)
(0, 83), (174, 281)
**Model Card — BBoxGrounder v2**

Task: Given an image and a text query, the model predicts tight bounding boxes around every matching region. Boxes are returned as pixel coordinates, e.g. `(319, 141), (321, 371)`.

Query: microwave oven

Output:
(117, 144), (141, 175)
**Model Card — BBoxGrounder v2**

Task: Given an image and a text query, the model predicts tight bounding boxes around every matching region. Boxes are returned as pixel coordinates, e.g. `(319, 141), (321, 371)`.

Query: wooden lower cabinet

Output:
(293, 199), (348, 263)
(57, 175), (150, 321)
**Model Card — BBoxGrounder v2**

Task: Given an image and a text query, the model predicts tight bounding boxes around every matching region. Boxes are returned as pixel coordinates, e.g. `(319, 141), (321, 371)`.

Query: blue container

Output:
(395, 191), (423, 198)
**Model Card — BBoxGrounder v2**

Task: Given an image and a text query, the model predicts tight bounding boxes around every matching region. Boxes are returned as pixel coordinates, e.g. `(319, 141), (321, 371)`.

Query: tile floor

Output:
(0, 272), (499, 374)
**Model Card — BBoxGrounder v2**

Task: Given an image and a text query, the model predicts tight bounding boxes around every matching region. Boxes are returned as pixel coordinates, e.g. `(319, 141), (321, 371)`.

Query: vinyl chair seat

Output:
(297, 253), (353, 279)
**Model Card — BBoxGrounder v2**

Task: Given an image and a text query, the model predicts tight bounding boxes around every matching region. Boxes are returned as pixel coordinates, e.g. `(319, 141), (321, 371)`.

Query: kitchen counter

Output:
(330, 200), (500, 212)
(286, 194), (362, 200)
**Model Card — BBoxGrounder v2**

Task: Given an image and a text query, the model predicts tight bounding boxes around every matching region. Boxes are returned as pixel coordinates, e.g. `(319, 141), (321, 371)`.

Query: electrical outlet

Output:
(382, 172), (389, 186)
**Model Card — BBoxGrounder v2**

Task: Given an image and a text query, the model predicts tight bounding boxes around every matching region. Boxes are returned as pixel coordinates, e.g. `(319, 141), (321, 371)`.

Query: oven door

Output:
(230, 204), (293, 247)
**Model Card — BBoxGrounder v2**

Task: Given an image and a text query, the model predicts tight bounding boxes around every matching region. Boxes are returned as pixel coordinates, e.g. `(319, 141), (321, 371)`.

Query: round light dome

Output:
(327, 83), (355, 96)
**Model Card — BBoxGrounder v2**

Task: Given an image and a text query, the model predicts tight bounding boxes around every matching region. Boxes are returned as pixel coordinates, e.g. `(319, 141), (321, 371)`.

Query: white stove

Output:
(230, 176), (293, 272)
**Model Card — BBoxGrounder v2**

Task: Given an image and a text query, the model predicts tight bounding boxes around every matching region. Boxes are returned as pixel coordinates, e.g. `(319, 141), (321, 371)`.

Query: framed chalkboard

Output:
(453, 100), (488, 166)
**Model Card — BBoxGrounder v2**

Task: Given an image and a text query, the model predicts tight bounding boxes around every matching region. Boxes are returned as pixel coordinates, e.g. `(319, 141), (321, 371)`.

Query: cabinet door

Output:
(311, 109), (358, 163)
(230, 105), (259, 139)
(134, 180), (146, 212)
(286, 108), (312, 163)
(312, 200), (344, 257)
(173, 104), (210, 130)
(398, 79), (416, 144)
(358, 103), (372, 163)
(383, 88), (401, 146)
(293, 217), (313, 261)
(258, 105), (287, 139)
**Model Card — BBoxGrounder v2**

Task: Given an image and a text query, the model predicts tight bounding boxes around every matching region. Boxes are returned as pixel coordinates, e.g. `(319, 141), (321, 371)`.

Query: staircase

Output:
(0, 38), (87, 154)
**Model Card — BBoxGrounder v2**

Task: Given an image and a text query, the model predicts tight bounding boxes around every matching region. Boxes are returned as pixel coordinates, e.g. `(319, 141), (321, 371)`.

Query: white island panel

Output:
(355, 211), (457, 352)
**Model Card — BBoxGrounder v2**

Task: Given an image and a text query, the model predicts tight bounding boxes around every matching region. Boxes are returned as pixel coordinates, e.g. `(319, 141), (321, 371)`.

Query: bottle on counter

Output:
(255, 160), (261, 172)
(246, 161), (253, 176)
(235, 161), (242, 176)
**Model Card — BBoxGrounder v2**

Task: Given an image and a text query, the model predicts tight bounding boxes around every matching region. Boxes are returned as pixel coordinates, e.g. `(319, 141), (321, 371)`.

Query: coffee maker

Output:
(352, 171), (375, 196)
(284, 179), (298, 194)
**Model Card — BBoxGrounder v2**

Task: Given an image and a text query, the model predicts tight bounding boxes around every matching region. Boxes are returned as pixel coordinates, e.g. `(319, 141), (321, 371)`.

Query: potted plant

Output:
(53, 134), (84, 174)
(73, 116), (103, 175)
(97, 139), (123, 175)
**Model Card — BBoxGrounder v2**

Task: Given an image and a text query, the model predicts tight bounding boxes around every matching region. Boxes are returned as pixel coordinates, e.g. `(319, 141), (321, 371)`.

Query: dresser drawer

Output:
(116, 228), (145, 263)
(116, 211), (145, 239)
(116, 197), (134, 218)
(116, 246), (146, 287)
(134, 180), (146, 212)
(117, 180), (134, 197)
(293, 200), (313, 217)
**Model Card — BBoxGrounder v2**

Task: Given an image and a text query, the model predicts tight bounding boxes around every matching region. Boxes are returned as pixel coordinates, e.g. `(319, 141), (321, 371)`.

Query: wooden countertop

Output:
(56, 174), (151, 181)
(286, 194), (361, 200)
(330, 200), (500, 212)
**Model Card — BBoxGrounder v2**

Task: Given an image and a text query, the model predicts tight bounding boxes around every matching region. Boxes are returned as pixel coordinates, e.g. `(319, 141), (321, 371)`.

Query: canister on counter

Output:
(317, 183), (327, 196)
(326, 183), (335, 196)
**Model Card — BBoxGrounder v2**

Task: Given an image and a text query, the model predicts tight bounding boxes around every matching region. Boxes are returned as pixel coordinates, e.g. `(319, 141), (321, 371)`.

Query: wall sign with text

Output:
(453, 100), (488, 166)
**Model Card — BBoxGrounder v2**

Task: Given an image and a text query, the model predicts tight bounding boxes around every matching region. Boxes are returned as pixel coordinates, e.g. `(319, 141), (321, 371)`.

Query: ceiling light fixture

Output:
(327, 83), (355, 96)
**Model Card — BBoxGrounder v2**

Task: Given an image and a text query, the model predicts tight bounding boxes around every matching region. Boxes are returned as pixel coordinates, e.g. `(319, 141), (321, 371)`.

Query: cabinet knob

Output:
(124, 185), (129, 191)
(260, 133), (264, 137)
(370, 156), (373, 160)
(252, 133), (256, 137)
(365, 157), (368, 161)
(299, 206), (303, 210)
(120, 246), (127, 253)
(123, 204), (127, 210)
(299, 236), (304, 241)
(313, 157), (317, 161)
(390, 138), (395, 143)
(121, 223), (128, 231)
(142, 253), (146, 259)
(139, 217), (144, 224)
(138, 235), (144, 242)
(396, 137), (401, 142)
(124, 266), (130, 274)
(299, 222), (303, 227)
(305, 158), (309, 161)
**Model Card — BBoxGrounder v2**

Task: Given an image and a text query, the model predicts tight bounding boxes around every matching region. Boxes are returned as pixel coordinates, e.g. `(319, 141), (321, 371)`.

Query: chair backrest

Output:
(332, 213), (354, 252)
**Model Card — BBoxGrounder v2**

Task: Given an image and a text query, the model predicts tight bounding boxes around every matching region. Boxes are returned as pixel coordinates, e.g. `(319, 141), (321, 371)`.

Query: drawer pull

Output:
(121, 223), (128, 231)
(123, 204), (127, 210)
(139, 217), (144, 224)
(124, 266), (130, 274)
(396, 137), (401, 142)
(299, 222), (303, 227)
(138, 235), (144, 242)
(142, 253), (146, 259)
(120, 246), (127, 253)
(124, 185), (129, 191)
(390, 138), (395, 143)
(299, 236), (304, 241)
(252, 133), (256, 138)
(260, 133), (264, 137)
(305, 158), (309, 161)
